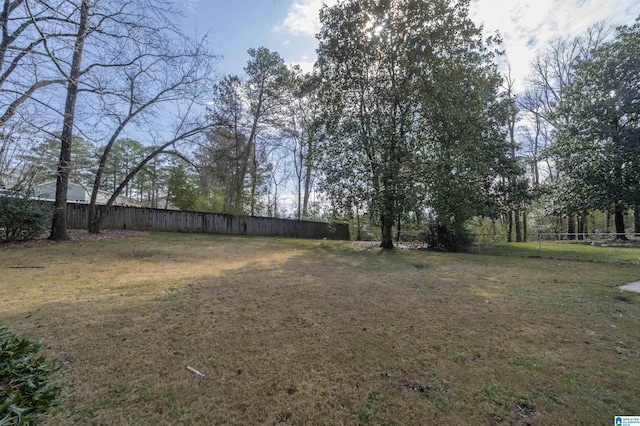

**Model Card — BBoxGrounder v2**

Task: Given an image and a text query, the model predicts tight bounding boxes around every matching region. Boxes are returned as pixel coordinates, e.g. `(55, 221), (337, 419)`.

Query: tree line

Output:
(506, 18), (640, 242)
(1, 0), (638, 248)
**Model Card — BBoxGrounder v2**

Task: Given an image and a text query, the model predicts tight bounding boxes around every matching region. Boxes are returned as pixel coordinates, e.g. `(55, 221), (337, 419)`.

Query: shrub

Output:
(0, 326), (62, 425)
(0, 194), (53, 242)
(420, 221), (473, 252)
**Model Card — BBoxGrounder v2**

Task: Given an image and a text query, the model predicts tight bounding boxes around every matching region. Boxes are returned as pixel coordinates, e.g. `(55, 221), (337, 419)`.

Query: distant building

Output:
(33, 181), (89, 202)
(31, 181), (135, 205)
(154, 197), (180, 211)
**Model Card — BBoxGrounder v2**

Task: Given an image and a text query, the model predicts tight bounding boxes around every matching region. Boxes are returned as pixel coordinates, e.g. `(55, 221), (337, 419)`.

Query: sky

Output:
(178, 0), (640, 91)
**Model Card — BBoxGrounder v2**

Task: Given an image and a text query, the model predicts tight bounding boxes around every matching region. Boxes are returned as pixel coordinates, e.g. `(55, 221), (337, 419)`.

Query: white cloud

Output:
(288, 56), (315, 73)
(276, 0), (640, 91)
(275, 0), (338, 35)
(470, 0), (640, 92)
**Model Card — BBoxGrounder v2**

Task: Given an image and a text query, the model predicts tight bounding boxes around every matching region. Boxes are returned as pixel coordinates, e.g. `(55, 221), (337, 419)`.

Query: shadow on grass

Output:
(2, 236), (640, 425)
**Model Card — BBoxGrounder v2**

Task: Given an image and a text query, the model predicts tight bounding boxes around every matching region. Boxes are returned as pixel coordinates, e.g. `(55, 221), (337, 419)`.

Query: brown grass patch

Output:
(1, 233), (639, 424)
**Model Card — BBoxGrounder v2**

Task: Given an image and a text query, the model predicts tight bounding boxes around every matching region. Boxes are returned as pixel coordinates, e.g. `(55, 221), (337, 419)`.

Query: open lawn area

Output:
(1, 233), (640, 425)
(474, 239), (640, 264)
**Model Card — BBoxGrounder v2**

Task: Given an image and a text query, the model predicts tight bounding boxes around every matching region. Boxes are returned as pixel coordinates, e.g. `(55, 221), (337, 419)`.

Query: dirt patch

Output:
(351, 240), (429, 251)
(0, 229), (148, 250)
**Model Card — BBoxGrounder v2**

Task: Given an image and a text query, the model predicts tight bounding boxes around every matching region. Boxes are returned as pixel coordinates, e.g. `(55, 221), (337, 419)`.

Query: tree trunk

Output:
(577, 209), (587, 240)
(379, 187), (395, 249)
(250, 151), (258, 216)
(614, 205), (627, 240)
(634, 205), (640, 237)
(88, 193), (100, 234)
(514, 208), (522, 242)
(88, 205), (104, 234)
(522, 209), (527, 242)
(380, 213), (394, 249)
(50, 0), (90, 241)
(272, 178), (278, 218)
(567, 214), (575, 240)
(506, 211), (513, 242)
(556, 216), (564, 240)
(302, 140), (313, 218)
(296, 155), (302, 220)
(240, 82), (265, 215)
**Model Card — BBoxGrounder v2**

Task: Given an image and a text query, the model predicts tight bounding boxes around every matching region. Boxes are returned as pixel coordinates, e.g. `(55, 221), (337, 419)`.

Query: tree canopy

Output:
(4, 0), (639, 245)
(315, 0), (511, 248)
(551, 18), (640, 236)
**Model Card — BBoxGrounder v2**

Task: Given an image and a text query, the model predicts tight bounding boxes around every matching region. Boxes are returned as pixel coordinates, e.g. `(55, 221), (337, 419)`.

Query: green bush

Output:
(420, 221), (473, 252)
(0, 326), (62, 425)
(0, 194), (53, 242)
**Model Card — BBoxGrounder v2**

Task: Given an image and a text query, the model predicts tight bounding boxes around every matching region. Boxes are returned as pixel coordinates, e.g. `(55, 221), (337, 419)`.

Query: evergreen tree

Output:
(552, 18), (640, 238)
(316, 0), (507, 249)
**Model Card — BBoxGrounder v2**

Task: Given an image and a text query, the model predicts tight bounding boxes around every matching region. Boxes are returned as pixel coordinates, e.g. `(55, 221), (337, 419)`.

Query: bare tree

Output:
(527, 21), (611, 127)
(502, 64), (525, 242)
(86, 35), (216, 233)
(50, 0), (90, 241)
(286, 69), (319, 220)
(0, 120), (38, 187)
(518, 89), (553, 187)
(265, 148), (290, 218)
(524, 21), (612, 238)
(19, 0), (216, 239)
(0, 0), (72, 187)
(0, 0), (68, 129)
(89, 120), (210, 231)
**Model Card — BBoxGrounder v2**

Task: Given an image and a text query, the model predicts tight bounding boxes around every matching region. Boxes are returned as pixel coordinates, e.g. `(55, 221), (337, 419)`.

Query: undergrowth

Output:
(0, 326), (62, 425)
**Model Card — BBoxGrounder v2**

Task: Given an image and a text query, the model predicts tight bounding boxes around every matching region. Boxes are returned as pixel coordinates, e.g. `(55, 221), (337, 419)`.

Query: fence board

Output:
(41, 201), (349, 240)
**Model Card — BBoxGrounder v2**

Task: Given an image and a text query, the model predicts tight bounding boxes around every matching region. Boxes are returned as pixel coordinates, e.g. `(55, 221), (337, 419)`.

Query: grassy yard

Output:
(1, 233), (639, 425)
(473, 239), (640, 264)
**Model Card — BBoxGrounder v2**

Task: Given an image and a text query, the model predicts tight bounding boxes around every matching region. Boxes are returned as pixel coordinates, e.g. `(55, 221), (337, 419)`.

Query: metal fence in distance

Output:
(473, 232), (639, 243)
(470, 233), (640, 264)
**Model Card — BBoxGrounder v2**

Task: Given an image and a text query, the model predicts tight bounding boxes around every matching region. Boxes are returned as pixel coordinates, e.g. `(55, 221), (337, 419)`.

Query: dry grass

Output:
(1, 233), (639, 425)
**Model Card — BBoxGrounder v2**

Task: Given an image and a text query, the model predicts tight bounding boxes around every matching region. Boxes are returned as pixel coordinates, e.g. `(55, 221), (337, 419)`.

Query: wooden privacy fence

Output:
(60, 202), (350, 240)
